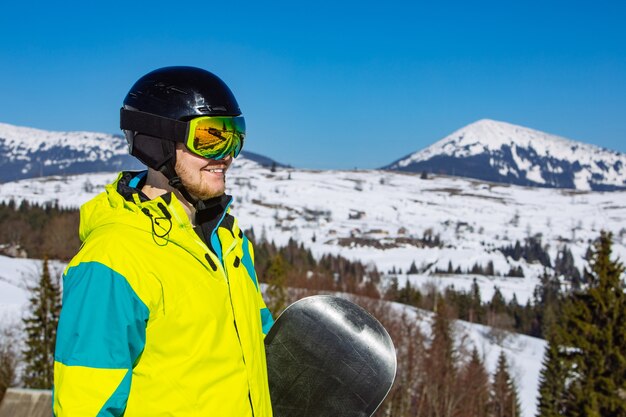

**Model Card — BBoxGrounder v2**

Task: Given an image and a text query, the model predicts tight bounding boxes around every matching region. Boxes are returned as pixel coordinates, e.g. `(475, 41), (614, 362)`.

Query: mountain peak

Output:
(433, 118), (598, 157)
(0, 121), (141, 181)
(385, 119), (626, 191)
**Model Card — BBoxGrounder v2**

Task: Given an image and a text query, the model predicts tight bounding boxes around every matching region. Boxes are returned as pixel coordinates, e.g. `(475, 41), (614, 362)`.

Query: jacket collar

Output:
(116, 170), (235, 246)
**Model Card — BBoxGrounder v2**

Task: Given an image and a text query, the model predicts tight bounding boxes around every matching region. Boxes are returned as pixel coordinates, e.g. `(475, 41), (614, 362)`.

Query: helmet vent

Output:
(154, 82), (187, 95)
(197, 105), (227, 113)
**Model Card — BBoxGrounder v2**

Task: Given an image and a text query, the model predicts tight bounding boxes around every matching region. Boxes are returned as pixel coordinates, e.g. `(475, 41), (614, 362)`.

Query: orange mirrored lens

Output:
(188, 116), (245, 159)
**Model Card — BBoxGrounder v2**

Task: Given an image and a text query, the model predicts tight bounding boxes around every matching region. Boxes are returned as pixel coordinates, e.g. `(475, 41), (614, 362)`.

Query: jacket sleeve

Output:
(258, 290), (275, 336)
(53, 261), (149, 417)
(241, 234), (275, 335)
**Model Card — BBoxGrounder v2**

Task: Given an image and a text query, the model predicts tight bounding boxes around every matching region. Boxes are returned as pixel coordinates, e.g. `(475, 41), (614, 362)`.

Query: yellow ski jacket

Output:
(53, 171), (274, 416)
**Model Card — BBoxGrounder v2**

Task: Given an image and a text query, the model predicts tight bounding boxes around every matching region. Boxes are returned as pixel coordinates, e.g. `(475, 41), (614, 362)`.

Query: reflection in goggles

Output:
(188, 116), (245, 159)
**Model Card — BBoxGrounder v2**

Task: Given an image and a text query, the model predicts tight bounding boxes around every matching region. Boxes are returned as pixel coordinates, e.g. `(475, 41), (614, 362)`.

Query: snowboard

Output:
(265, 295), (396, 417)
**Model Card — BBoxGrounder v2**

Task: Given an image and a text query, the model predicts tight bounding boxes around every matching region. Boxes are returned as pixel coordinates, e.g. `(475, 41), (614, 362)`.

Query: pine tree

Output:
(22, 258), (61, 389)
(536, 328), (567, 417)
(490, 350), (521, 417)
(385, 276), (400, 301)
(469, 278), (483, 323)
(488, 286), (507, 328)
(557, 231), (626, 416)
(534, 270), (563, 339)
(265, 253), (288, 315)
(397, 280), (421, 307)
(418, 300), (460, 417)
(459, 347), (490, 417)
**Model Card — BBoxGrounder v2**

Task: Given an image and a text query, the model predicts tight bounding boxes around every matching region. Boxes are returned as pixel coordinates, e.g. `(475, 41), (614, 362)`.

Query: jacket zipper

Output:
(170, 202), (255, 415)
(169, 205), (229, 280)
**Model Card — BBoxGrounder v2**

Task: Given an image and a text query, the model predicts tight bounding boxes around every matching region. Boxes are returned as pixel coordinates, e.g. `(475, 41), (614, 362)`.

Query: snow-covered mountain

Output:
(0, 122), (142, 181)
(0, 122), (283, 181)
(384, 119), (626, 191)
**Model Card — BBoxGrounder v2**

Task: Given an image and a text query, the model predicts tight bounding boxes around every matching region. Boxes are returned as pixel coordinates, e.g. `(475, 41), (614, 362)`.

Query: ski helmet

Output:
(120, 66), (243, 206)
(121, 66), (242, 171)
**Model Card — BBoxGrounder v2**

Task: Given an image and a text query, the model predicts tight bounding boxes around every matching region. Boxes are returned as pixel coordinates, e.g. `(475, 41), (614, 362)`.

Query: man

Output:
(53, 66), (274, 416)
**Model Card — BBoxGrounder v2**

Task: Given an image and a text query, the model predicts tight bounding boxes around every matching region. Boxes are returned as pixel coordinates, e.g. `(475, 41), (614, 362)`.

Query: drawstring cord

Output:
(142, 202), (173, 244)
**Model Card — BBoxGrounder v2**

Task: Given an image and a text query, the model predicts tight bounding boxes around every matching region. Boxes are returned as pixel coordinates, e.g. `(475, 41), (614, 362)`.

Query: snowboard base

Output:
(265, 295), (396, 417)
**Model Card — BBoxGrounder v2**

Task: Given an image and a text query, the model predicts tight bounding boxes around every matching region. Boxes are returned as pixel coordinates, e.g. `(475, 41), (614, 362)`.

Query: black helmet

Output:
(121, 66), (242, 171)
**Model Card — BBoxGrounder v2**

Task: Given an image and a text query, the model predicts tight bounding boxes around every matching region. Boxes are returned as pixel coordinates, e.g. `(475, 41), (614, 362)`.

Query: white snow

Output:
(0, 122), (127, 157)
(381, 299), (546, 417)
(398, 119), (620, 164)
(573, 169), (592, 191)
(0, 256), (64, 319)
(391, 119), (626, 190)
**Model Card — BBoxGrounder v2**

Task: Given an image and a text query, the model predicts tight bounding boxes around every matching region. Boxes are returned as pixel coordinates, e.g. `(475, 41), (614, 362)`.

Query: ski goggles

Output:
(185, 116), (245, 159)
(120, 108), (246, 160)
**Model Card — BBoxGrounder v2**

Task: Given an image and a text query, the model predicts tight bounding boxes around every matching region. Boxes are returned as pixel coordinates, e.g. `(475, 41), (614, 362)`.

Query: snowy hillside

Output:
(401, 303), (546, 417)
(1, 159), (625, 306)
(385, 119), (626, 191)
(0, 122), (142, 181)
(0, 256), (64, 319)
(2, 116), (619, 417)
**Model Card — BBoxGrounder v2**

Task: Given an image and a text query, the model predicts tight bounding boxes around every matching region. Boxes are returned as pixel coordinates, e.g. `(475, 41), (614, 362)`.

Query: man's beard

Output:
(175, 164), (226, 201)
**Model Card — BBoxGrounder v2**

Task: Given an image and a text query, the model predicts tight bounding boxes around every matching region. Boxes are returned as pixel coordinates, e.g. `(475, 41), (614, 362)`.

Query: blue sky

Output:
(1, 0), (624, 169)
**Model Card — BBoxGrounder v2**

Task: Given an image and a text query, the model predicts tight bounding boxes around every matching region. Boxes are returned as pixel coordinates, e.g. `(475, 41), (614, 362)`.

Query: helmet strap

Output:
(158, 162), (203, 210)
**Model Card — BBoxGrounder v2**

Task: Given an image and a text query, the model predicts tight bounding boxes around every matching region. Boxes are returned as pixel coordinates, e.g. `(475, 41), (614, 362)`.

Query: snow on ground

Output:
(0, 159), (625, 305)
(384, 299), (545, 417)
(455, 319), (546, 417)
(0, 172), (115, 208)
(0, 256), (45, 318)
(0, 256), (65, 321)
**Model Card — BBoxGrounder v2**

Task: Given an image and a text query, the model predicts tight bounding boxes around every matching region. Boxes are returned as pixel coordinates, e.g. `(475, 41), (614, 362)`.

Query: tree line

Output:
(385, 271), (565, 340)
(362, 297), (521, 417)
(0, 200), (80, 261)
(387, 237), (592, 340)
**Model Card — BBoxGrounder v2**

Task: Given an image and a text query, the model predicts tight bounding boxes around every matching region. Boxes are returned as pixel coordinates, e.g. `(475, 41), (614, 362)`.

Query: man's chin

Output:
(199, 192), (225, 201)
(194, 186), (227, 201)
(182, 179), (226, 201)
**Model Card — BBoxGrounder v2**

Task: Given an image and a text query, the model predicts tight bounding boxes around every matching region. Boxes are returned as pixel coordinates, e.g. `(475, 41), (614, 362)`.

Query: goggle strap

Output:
(120, 108), (188, 143)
